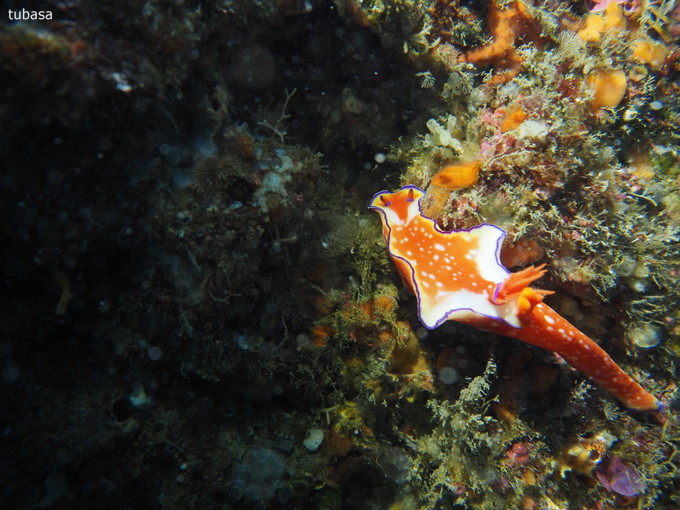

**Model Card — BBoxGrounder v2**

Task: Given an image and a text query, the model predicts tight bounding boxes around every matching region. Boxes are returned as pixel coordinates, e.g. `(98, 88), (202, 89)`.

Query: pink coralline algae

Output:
(585, 0), (640, 13)
(594, 456), (646, 497)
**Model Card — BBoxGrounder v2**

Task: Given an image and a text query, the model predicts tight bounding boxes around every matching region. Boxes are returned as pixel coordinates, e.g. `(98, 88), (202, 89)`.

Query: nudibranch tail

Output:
(513, 303), (662, 412)
(369, 185), (662, 412)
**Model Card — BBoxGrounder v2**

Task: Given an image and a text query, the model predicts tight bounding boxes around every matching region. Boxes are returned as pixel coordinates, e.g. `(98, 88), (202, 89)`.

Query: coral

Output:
(423, 115), (463, 154)
(330, 293), (434, 395)
(2, 1), (679, 508)
(463, 0), (548, 85)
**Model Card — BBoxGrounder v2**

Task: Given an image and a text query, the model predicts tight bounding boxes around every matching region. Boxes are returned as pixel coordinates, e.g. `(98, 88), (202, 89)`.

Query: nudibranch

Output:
(369, 185), (660, 412)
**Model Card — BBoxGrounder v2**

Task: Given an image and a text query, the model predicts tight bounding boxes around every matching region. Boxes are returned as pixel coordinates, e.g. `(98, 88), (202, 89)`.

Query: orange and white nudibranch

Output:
(369, 185), (661, 412)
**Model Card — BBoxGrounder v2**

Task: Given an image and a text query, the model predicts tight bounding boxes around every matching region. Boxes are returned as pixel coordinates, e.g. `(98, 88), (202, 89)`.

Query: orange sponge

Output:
(632, 39), (668, 69)
(587, 69), (627, 112)
(431, 161), (482, 189)
(501, 107), (528, 133)
(577, 3), (627, 42)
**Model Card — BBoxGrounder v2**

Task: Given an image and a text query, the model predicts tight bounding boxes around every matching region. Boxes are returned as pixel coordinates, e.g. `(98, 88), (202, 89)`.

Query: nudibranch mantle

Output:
(369, 185), (661, 412)
(370, 185), (514, 330)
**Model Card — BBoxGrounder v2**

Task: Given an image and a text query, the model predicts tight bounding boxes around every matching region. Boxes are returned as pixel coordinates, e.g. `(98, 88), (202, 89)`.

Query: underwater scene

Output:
(1, 0), (679, 508)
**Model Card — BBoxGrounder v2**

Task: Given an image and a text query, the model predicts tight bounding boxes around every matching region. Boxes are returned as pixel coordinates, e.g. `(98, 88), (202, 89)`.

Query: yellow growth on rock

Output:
(586, 69), (627, 112)
(431, 161), (481, 190)
(632, 38), (668, 69)
(577, 3), (627, 42)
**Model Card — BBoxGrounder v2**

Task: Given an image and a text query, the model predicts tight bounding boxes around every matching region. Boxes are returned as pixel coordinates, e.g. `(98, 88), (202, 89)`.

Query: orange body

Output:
(369, 186), (660, 412)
